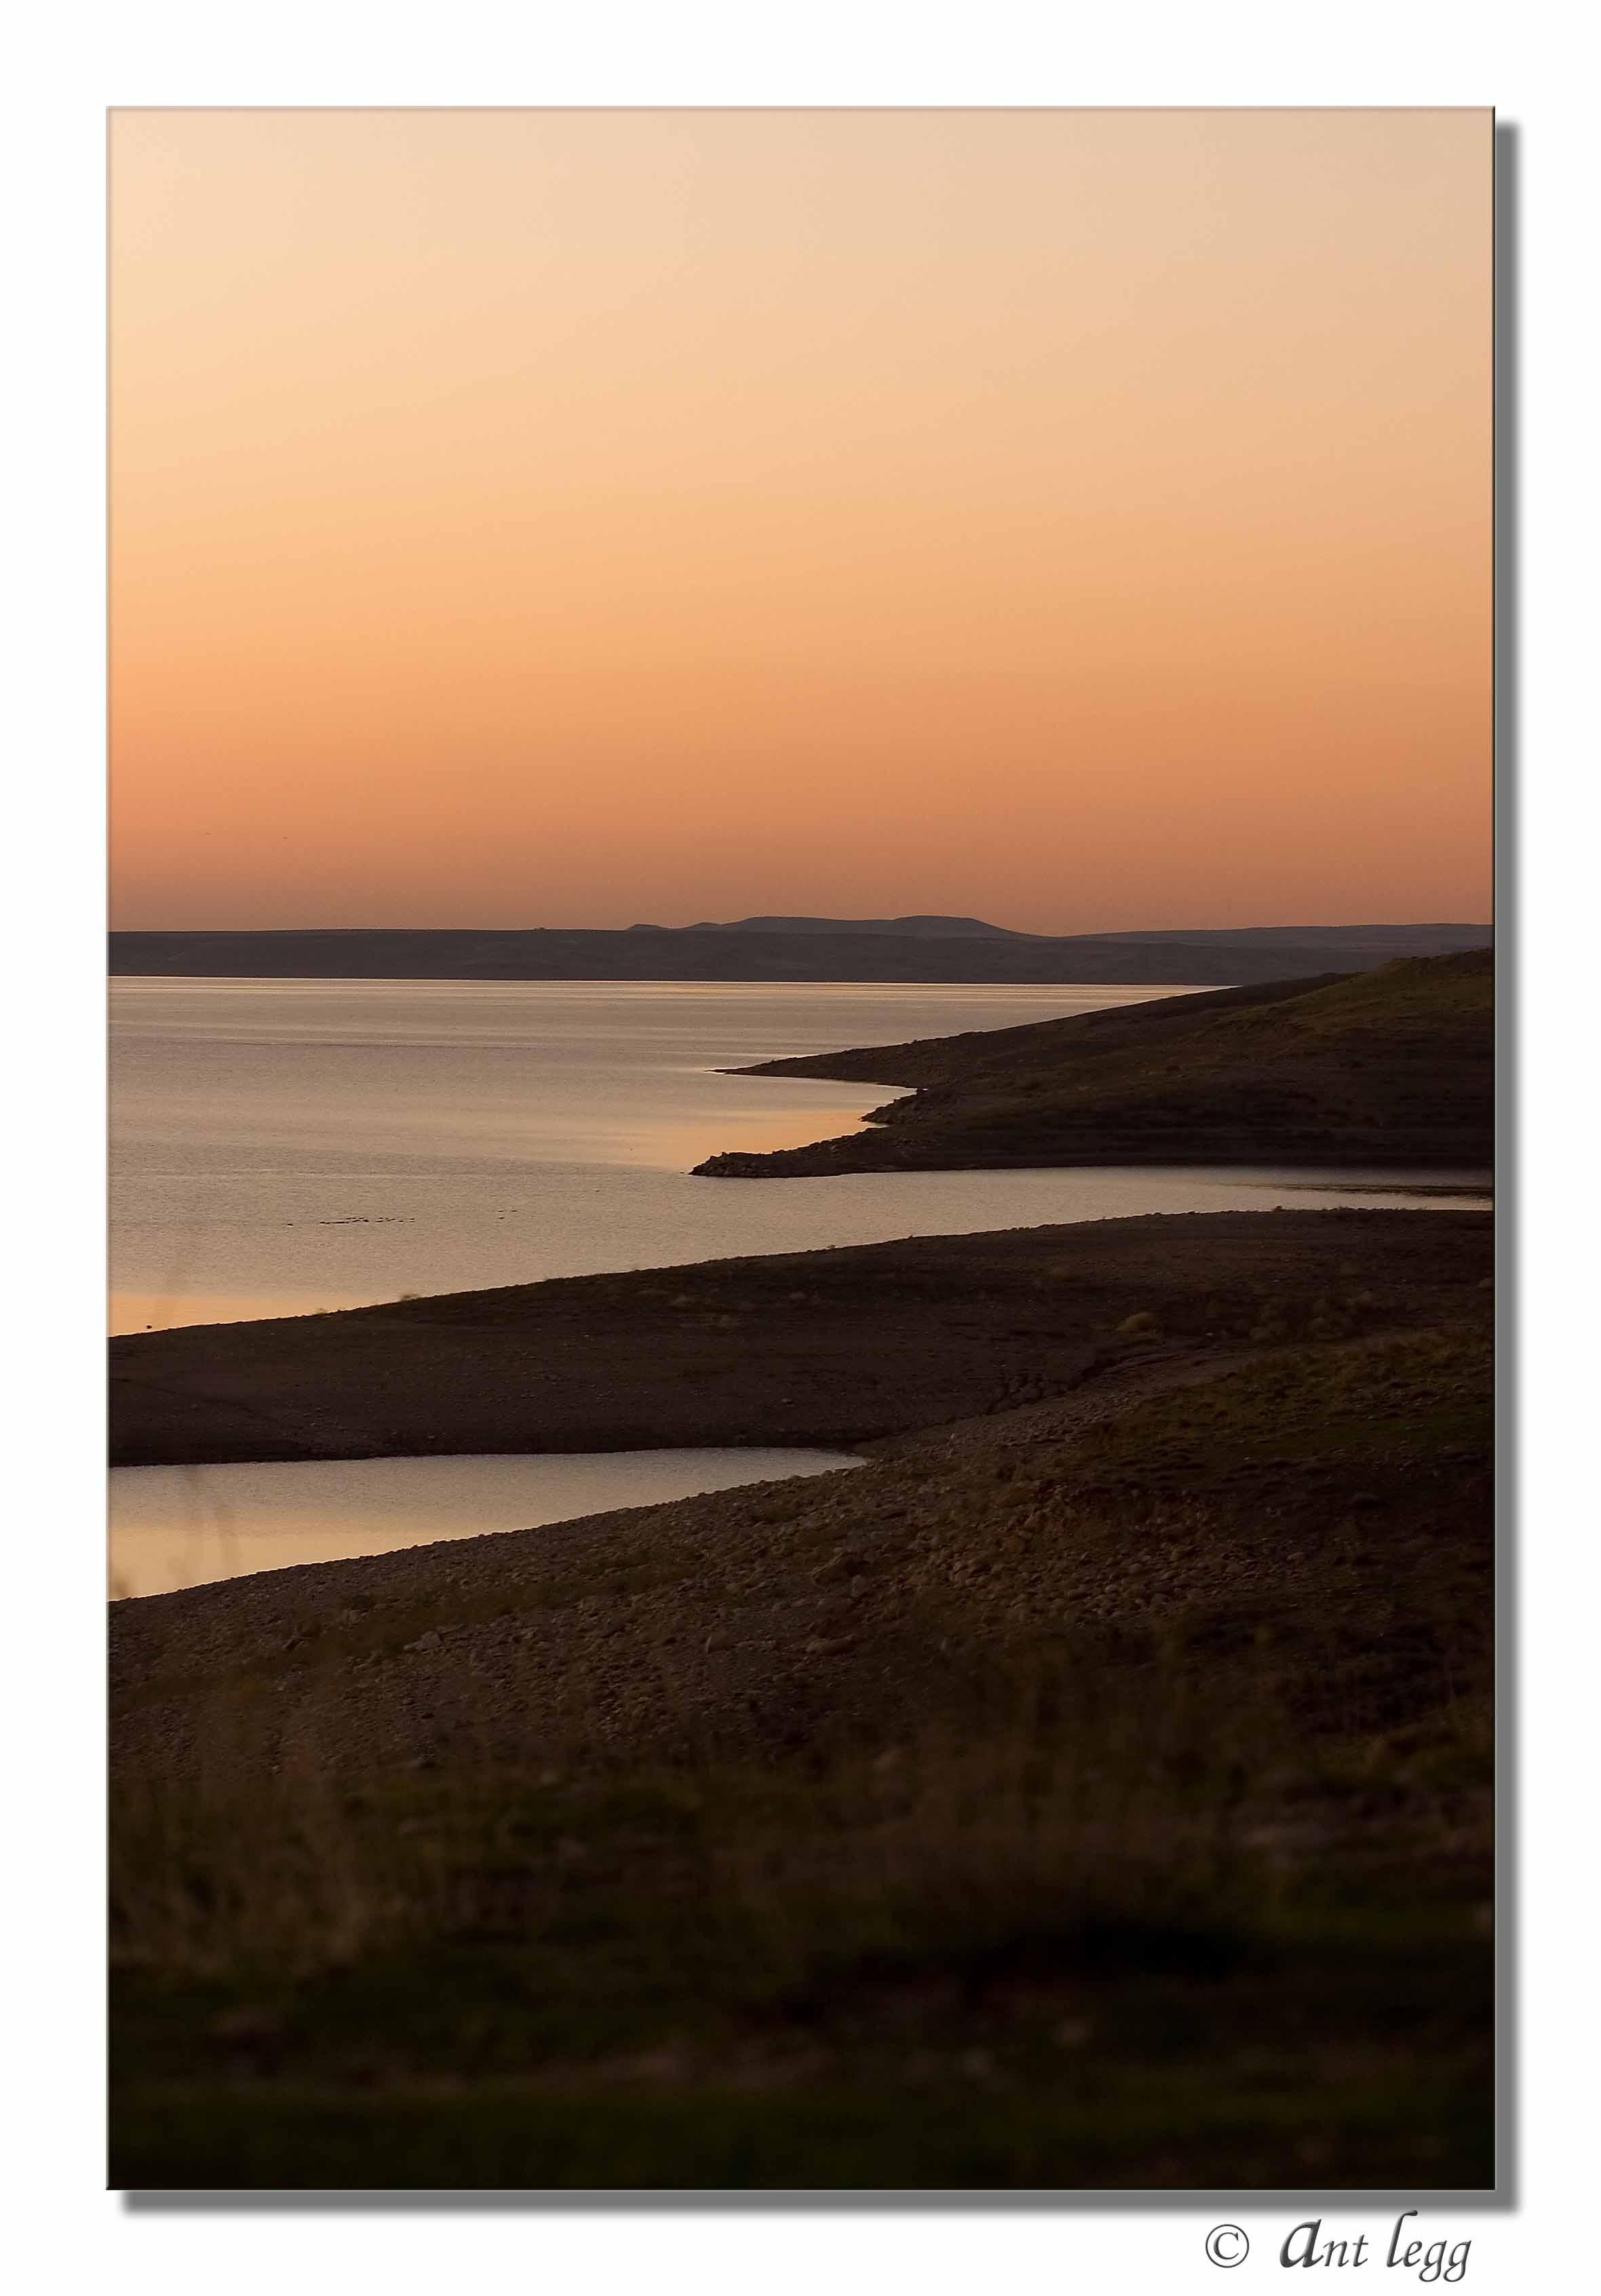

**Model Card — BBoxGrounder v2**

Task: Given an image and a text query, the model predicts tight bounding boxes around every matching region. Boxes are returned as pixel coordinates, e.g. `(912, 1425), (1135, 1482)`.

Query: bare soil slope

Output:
(111, 1208), (1490, 1468)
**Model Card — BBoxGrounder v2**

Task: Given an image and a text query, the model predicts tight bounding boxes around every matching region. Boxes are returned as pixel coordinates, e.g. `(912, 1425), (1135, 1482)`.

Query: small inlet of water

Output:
(109, 1449), (864, 1600)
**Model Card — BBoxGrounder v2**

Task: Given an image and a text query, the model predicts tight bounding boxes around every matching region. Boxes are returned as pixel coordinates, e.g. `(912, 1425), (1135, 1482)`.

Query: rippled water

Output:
(111, 976), (1488, 1335)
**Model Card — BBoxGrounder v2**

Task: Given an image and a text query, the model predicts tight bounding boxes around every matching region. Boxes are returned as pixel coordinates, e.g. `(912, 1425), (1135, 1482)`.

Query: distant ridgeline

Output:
(110, 919), (1492, 987)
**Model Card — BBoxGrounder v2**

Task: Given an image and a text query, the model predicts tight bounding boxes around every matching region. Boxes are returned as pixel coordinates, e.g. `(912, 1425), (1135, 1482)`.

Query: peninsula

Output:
(694, 951), (1492, 1178)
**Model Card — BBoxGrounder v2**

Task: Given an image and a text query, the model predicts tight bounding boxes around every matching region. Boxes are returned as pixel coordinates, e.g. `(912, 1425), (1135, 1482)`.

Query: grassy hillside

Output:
(695, 951), (1492, 1176)
(112, 1318), (1492, 2189)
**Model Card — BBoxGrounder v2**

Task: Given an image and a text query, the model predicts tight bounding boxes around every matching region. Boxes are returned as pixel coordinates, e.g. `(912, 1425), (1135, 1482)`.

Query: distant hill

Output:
(111, 920), (1491, 987)
(673, 914), (1024, 938)
(693, 949), (1494, 1176)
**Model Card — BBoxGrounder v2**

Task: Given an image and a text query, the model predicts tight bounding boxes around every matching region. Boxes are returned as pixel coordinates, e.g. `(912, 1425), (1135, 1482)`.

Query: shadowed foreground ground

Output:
(111, 1210), (1492, 2191)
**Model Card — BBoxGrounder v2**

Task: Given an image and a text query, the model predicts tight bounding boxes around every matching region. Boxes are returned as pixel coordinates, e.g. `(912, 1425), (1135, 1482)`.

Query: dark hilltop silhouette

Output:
(110, 917), (1492, 986)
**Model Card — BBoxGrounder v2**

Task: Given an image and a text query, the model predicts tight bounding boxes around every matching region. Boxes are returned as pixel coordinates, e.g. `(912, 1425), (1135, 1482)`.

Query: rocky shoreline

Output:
(112, 1203), (1492, 1791)
(111, 1208), (1494, 2187)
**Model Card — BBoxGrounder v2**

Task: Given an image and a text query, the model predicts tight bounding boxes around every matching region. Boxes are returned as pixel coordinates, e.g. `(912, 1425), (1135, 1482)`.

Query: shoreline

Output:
(693, 959), (1493, 1179)
(698, 1138), (1497, 1177)
(111, 1205), (1491, 1473)
(112, 1199), (1494, 2189)
(113, 1275), (1493, 2186)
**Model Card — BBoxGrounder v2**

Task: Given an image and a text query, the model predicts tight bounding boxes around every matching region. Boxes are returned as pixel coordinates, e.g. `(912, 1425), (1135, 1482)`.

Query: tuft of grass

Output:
(113, 1592), (1492, 2185)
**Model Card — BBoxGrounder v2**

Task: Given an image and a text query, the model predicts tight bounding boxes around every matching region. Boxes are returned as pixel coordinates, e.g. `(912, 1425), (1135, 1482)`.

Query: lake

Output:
(110, 976), (1488, 1335)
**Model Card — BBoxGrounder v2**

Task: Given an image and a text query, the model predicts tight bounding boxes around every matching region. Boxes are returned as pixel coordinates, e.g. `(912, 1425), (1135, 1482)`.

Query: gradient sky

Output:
(110, 109), (1490, 933)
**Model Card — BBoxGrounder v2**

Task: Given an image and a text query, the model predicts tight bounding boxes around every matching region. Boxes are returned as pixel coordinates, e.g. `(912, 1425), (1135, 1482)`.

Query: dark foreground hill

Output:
(111, 1206), (1487, 1469)
(111, 1210), (1492, 2188)
(695, 951), (1493, 1177)
(109, 920), (1490, 986)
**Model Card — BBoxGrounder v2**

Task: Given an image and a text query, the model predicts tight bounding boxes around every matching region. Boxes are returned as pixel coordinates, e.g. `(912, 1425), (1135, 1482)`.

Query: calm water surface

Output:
(111, 978), (1486, 1334)
(110, 978), (1489, 1594)
(109, 1449), (864, 1599)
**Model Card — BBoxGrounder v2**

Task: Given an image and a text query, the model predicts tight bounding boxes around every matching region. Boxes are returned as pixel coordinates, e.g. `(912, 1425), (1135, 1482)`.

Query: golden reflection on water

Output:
(646, 1101), (883, 1168)
(109, 1449), (863, 1599)
(111, 982), (1488, 1345)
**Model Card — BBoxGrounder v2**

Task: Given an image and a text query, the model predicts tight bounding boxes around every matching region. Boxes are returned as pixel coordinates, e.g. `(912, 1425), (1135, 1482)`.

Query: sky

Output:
(110, 109), (1491, 934)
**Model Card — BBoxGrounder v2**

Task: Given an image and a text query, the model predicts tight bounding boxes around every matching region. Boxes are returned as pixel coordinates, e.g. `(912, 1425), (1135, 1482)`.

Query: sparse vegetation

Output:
(695, 951), (1493, 1176)
(111, 1206), (1489, 1468)
(112, 1324), (1492, 2188)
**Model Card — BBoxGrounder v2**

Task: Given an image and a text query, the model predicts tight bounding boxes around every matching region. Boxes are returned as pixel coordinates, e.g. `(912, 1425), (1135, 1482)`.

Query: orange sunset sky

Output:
(110, 109), (1491, 934)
